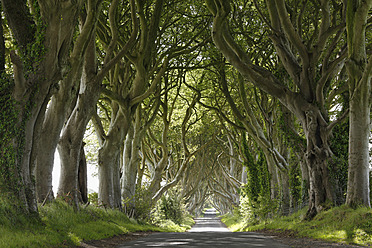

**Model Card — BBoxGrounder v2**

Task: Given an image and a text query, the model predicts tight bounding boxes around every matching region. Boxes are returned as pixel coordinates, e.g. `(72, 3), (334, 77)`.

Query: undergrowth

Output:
(221, 205), (372, 246)
(0, 199), (188, 248)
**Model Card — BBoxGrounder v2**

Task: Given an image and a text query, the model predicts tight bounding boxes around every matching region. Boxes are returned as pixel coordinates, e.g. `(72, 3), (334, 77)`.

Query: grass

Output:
(0, 199), (188, 248)
(221, 205), (372, 246)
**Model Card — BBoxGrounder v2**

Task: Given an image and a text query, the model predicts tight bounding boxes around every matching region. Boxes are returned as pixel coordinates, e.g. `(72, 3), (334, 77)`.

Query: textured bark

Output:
(280, 170), (290, 215)
(299, 159), (310, 204)
(1, 0), (35, 48)
(121, 115), (148, 209)
(345, 0), (372, 208)
(122, 125), (136, 202)
(57, 132), (81, 209)
(57, 0), (137, 206)
(78, 144), (88, 204)
(98, 109), (129, 209)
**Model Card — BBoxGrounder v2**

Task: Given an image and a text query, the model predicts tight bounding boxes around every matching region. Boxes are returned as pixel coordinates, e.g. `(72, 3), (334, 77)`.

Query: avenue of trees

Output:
(0, 0), (371, 221)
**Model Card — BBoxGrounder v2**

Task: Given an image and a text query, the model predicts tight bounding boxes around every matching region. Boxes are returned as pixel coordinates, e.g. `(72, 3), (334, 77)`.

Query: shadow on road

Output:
(116, 209), (290, 247)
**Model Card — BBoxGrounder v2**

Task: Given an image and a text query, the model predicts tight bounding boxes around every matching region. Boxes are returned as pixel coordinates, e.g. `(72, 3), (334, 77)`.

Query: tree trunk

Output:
(121, 121), (144, 209)
(346, 94), (370, 207)
(35, 83), (79, 203)
(263, 149), (280, 199)
(98, 109), (129, 209)
(34, 7), (98, 203)
(299, 158), (309, 206)
(345, 0), (372, 208)
(122, 125), (134, 202)
(280, 170), (290, 215)
(78, 144), (88, 204)
(302, 109), (334, 219)
(57, 125), (83, 209)
(57, 71), (101, 209)
(98, 147), (116, 208)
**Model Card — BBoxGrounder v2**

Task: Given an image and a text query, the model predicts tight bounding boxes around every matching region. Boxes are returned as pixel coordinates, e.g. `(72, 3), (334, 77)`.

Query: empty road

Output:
(116, 209), (290, 247)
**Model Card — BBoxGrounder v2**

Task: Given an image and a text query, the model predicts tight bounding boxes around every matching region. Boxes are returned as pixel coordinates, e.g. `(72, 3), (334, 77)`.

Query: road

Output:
(116, 209), (290, 247)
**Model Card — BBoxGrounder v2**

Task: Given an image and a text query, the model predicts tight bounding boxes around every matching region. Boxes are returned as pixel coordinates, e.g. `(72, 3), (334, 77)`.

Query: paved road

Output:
(116, 209), (290, 247)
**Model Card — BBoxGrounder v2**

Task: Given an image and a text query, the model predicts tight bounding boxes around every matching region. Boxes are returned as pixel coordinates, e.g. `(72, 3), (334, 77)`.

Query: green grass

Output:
(221, 205), (372, 246)
(0, 200), (186, 248)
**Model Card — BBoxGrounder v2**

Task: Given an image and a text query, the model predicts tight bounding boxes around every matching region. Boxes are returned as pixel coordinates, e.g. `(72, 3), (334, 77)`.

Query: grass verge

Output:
(221, 205), (372, 246)
(0, 199), (189, 248)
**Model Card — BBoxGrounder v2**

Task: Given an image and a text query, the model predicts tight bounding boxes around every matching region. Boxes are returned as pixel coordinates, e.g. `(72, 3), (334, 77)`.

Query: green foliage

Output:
(240, 138), (278, 222)
(220, 210), (244, 232)
(88, 192), (99, 206)
(0, 75), (22, 201)
(288, 153), (303, 208)
(241, 137), (260, 202)
(158, 191), (185, 225)
(0, 198), (41, 231)
(123, 185), (154, 222)
(329, 121), (349, 205)
(22, 0), (46, 74)
(277, 109), (306, 152)
(151, 187), (193, 231)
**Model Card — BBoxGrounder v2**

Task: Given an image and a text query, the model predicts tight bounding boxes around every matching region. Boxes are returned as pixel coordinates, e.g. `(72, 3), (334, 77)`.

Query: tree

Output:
(345, 0), (372, 208)
(35, 0), (101, 204)
(0, 0), (85, 213)
(206, 0), (349, 219)
(57, 0), (138, 209)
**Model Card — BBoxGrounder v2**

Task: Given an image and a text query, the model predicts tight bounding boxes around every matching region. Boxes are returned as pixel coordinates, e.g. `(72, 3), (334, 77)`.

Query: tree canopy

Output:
(0, 0), (371, 220)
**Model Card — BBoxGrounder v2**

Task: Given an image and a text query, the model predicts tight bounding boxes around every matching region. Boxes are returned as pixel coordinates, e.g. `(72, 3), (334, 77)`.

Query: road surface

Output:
(116, 209), (290, 247)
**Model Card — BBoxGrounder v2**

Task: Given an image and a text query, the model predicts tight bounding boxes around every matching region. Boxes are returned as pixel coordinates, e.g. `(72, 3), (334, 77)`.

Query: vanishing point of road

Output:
(116, 209), (290, 247)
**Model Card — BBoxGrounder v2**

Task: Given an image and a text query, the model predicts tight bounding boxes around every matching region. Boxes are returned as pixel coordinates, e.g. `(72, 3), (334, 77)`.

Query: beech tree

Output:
(0, 0), (86, 213)
(35, 0), (102, 204)
(345, 0), (372, 207)
(58, 0), (138, 209)
(206, 0), (349, 219)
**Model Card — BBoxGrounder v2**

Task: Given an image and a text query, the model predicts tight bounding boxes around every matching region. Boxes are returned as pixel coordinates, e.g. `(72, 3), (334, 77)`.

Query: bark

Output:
(299, 158), (310, 205)
(78, 144), (88, 204)
(1, 0), (35, 49)
(98, 108), (129, 209)
(35, 83), (78, 203)
(122, 125), (135, 202)
(121, 108), (150, 208)
(280, 170), (290, 215)
(345, 0), (372, 208)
